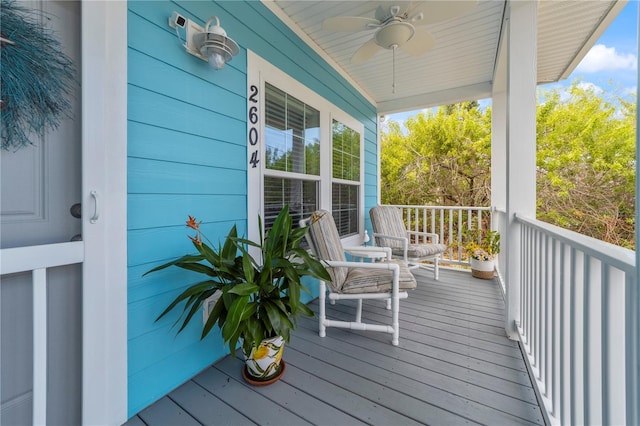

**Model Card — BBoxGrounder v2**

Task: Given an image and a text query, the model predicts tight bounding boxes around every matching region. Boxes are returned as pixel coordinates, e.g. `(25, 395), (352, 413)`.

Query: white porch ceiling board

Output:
(267, 0), (623, 114)
(537, 0), (621, 83)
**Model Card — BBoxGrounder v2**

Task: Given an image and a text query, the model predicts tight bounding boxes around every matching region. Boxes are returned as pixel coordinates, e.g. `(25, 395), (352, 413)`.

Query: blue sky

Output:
(387, 1), (638, 125)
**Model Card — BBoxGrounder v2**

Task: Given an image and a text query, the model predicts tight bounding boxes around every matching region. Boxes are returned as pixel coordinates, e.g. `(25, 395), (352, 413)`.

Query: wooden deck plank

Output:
(124, 269), (544, 426)
(122, 415), (146, 426)
(193, 367), (311, 425)
(288, 330), (543, 425)
(169, 380), (255, 425)
(316, 302), (531, 382)
(214, 355), (368, 426)
(283, 348), (469, 425)
(294, 320), (538, 405)
(349, 302), (527, 369)
(282, 362), (438, 425)
(136, 396), (200, 426)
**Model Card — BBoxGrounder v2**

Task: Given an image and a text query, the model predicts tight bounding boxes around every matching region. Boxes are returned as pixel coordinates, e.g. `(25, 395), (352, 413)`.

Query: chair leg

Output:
(318, 281), (326, 338)
(386, 298), (391, 310)
(356, 299), (362, 323)
(434, 257), (440, 281)
(391, 294), (400, 346)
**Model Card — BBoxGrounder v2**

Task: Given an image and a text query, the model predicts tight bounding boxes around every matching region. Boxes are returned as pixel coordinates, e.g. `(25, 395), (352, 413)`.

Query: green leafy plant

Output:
(464, 227), (500, 261)
(145, 205), (331, 357)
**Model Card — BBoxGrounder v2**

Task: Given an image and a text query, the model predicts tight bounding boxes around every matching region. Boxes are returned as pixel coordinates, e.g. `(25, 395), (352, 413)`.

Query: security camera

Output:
(169, 12), (186, 29)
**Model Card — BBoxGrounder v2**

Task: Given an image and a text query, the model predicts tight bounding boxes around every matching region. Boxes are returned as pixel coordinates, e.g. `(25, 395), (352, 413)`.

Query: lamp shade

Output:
(193, 16), (239, 69)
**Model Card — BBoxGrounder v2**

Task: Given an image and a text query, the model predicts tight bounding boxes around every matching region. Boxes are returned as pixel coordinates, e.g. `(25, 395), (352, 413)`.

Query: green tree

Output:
(380, 101), (492, 206)
(380, 81), (636, 248)
(536, 83), (636, 248)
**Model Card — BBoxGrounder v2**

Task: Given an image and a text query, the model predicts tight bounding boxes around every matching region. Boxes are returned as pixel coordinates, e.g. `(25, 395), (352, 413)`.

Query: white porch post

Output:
(82, 2), (128, 424)
(632, 4), (640, 423)
(503, 0), (538, 339)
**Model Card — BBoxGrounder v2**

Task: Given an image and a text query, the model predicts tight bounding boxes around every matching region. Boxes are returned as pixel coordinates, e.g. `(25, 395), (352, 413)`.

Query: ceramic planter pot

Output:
(243, 336), (285, 383)
(470, 258), (495, 279)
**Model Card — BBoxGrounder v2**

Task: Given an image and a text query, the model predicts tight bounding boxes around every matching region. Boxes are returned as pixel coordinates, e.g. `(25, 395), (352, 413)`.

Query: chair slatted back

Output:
(369, 206), (407, 249)
(304, 210), (347, 291)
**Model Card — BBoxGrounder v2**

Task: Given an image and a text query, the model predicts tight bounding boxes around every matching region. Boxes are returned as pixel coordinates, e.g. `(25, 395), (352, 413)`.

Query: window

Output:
(263, 83), (320, 230)
(247, 52), (364, 245)
(332, 120), (361, 236)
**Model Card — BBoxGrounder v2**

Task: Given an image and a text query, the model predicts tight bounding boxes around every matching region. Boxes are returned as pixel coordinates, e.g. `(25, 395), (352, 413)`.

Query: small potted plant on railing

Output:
(144, 205), (331, 384)
(464, 228), (500, 279)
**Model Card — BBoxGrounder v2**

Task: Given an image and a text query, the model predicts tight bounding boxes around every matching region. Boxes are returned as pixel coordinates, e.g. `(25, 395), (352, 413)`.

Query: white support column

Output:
(631, 5), (640, 424)
(491, 92), (507, 212)
(504, 0), (538, 339)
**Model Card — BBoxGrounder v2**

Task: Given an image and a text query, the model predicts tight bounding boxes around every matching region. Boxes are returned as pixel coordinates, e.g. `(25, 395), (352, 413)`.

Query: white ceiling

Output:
(263, 0), (626, 114)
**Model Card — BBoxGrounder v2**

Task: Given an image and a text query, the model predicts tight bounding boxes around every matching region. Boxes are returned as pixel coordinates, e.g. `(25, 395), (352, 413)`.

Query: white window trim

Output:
(247, 50), (364, 247)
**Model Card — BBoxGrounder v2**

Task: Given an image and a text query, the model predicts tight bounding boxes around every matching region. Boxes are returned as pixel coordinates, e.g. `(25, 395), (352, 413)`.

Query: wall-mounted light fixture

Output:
(169, 12), (239, 70)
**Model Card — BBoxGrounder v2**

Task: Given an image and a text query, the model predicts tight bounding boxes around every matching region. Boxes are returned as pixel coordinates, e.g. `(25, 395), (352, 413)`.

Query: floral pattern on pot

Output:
(244, 336), (284, 380)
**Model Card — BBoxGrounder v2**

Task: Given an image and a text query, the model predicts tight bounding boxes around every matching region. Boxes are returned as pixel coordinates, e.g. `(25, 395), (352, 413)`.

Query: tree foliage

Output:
(380, 82), (636, 248)
(536, 83), (636, 248)
(381, 101), (492, 206)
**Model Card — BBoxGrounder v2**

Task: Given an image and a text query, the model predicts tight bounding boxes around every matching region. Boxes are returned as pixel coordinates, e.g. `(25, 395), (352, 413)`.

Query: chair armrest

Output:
(406, 230), (440, 244)
(372, 233), (408, 243)
(371, 233), (409, 261)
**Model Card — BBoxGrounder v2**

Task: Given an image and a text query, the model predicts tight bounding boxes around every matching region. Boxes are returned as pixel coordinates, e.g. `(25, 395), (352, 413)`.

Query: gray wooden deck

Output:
(124, 268), (544, 426)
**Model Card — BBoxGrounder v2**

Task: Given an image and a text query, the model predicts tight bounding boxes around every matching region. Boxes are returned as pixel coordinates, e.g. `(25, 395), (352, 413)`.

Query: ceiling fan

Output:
(323, 1), (478, 64)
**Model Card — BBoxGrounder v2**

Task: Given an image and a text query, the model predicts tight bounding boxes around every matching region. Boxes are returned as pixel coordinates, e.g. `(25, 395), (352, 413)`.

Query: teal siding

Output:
(127, 0), (377, 417)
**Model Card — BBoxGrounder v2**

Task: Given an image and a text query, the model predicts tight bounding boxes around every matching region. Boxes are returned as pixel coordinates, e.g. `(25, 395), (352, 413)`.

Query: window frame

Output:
(247, 51), (364, 248)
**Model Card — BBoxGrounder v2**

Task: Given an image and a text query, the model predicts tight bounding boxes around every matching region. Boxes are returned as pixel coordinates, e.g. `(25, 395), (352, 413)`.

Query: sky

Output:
(386, 1), (639, 127)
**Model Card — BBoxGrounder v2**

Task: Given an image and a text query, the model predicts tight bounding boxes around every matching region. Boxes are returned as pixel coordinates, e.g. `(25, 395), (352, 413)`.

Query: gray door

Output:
(1, 1), (82, 424)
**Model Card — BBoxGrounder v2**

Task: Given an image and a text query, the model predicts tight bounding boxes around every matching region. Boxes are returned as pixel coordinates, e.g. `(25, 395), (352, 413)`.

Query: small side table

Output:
(344, 247), (388, 263)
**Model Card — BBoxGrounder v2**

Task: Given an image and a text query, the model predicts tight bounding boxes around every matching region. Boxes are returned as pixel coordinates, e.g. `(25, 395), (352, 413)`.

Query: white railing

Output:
(515, 214), (637, 426)
(385, 204), (493, 265)
(0, 242), (84, 425)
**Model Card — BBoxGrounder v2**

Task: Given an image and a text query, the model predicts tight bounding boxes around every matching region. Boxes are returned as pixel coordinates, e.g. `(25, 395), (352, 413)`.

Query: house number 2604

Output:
(248, 84), (259, 168)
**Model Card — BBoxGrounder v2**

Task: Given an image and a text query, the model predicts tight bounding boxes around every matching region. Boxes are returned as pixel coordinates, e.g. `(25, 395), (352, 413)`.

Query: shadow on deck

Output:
(124, 268), (544, 425)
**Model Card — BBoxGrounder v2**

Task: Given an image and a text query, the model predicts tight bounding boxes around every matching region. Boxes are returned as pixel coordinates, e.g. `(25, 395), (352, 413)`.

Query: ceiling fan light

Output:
(375, 22), (415, 49)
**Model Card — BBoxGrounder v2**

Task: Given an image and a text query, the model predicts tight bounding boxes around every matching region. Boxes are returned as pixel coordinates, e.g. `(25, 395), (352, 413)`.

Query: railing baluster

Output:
(543, 233), (550, 394)
(532, 227), (537, 353)
(560, 242), (567, 425)
(430, 208), (435, 241)
(624, 271), (636, 426)
(583, 254), (591, 426)
(422, 208), (427, 243)
(601, 263), (610, 425)
(551, 238), (558, 416)
(33, 267), (47, 426)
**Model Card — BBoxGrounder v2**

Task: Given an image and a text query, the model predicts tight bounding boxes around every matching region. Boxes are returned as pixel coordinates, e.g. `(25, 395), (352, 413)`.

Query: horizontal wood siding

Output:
(126, 0), (377, 417)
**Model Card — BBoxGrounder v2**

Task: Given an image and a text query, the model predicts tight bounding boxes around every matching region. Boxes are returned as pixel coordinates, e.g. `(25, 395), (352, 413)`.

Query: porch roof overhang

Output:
(263, 0), (628, 114)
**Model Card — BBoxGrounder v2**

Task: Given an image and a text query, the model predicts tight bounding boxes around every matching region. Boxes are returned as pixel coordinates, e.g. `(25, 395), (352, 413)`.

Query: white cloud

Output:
(576, 81), (603, 94)
(576, 44), (637, 73)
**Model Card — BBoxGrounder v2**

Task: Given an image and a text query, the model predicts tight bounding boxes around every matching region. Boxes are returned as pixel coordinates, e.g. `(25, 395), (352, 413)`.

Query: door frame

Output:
(81, 2), (128, 424)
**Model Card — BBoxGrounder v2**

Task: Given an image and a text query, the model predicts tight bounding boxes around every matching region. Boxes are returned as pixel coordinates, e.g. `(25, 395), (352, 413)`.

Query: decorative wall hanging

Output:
(0, 0), (76, 151)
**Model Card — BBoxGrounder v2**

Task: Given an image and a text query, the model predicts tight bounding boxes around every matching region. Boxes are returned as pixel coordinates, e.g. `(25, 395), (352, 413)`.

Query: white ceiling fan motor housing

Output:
(375, 20), (415, 49)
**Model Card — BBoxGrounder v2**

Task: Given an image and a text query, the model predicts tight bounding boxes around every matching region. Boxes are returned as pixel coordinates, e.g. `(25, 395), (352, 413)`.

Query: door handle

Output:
(90, 190), (99, 223)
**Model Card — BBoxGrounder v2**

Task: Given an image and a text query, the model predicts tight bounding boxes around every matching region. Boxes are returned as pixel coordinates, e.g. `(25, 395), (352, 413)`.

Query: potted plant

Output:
(464, 227), (500, 279)
(144, 205), (331, 384)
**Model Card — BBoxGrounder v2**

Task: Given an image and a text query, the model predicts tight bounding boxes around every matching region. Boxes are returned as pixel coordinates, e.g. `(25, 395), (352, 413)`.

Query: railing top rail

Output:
(515, 213), (635, 273)
(0, 241), (84, 275)
(384, 204), (492, 212)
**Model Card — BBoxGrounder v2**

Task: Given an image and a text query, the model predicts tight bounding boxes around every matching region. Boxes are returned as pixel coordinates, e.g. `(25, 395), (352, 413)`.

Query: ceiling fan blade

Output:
(409, 0), (478, 25)
(352, 38), (383, 63)
(401, 29), (436, 56)
(323, 16), (380, 32)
